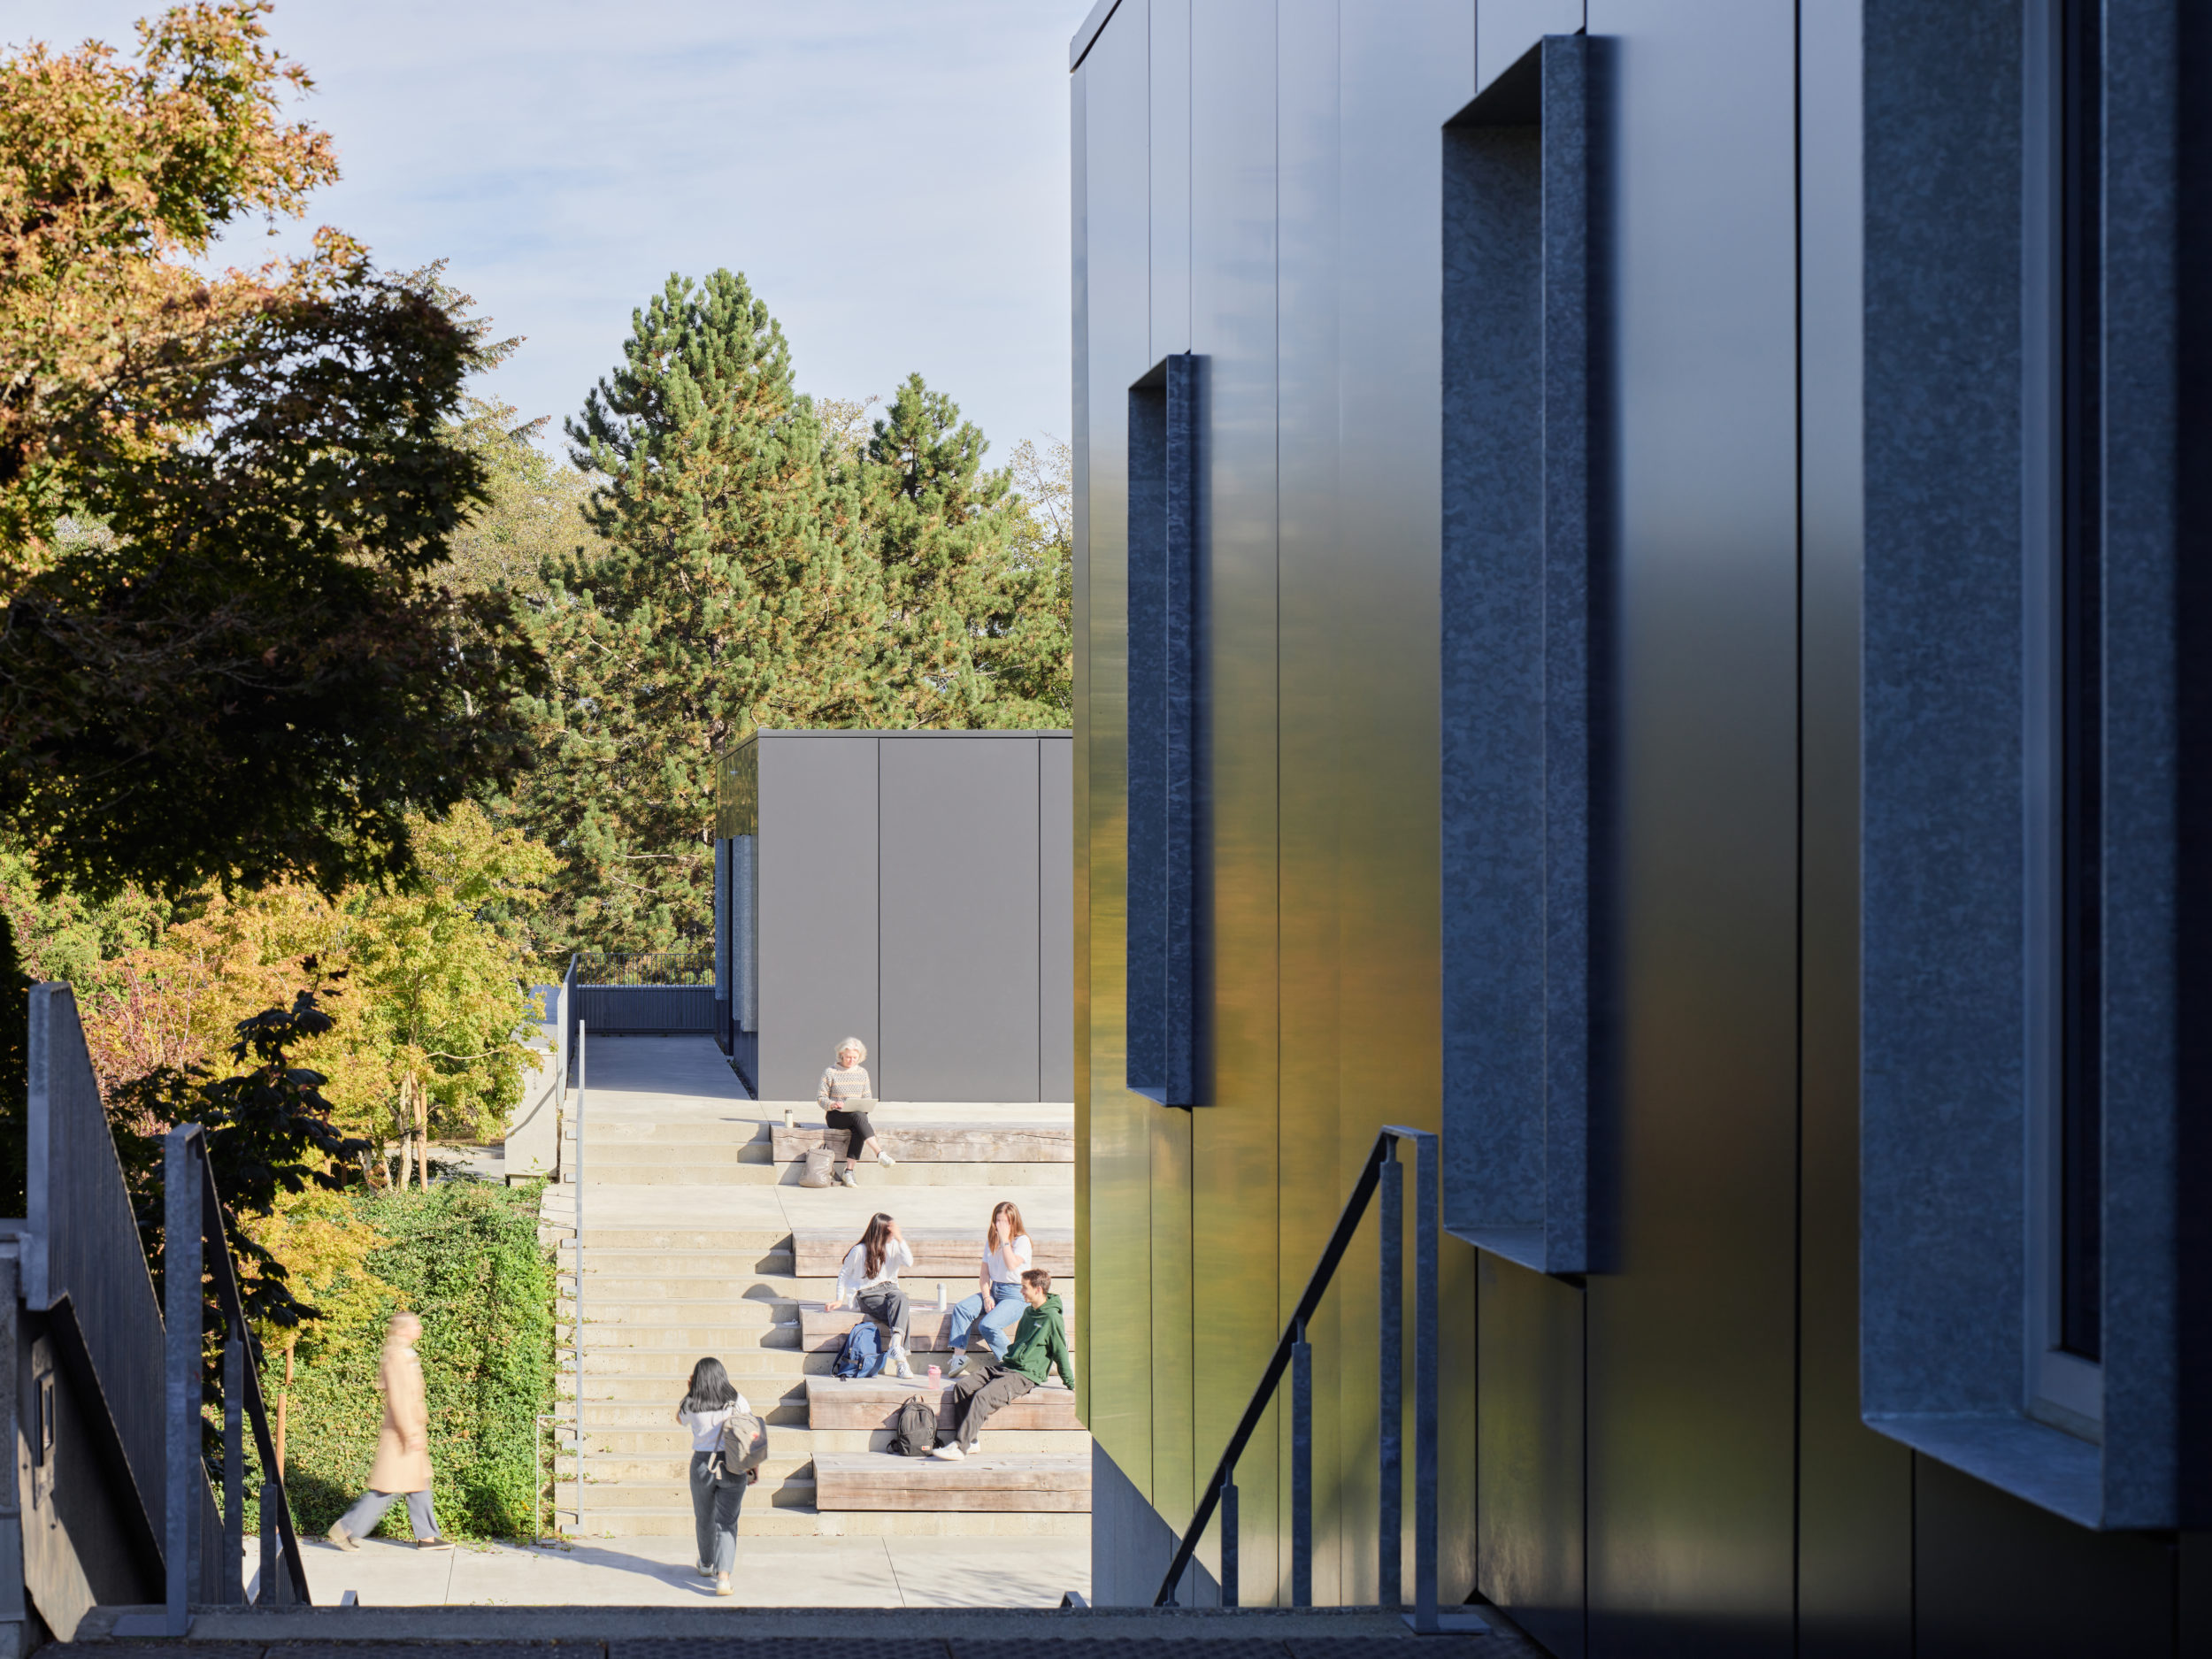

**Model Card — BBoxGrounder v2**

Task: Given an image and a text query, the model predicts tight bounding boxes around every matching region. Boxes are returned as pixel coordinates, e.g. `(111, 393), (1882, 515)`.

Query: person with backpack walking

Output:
(817, 1036), (894, 1187)
(943, 1201), (1033, 1376)
(932, 1269), (1075, 1460)
(826, 1212), (918, 1379)
(678, 1356), (758, 1595)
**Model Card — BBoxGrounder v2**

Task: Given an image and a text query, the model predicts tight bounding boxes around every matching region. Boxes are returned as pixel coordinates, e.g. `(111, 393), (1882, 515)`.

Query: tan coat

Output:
(365, 1340), (431, 1494)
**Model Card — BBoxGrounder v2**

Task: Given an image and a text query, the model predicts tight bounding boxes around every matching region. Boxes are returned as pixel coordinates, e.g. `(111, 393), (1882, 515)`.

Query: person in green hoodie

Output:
(931, 1268), (1074, 1460)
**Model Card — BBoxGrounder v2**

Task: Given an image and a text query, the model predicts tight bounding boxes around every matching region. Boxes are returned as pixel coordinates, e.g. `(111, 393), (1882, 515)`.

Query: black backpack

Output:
(893, 1395), (938, 1456)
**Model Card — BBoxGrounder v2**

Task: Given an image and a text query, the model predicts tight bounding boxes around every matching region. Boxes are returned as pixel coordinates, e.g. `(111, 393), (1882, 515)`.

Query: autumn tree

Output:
(0, 4), (541, 901)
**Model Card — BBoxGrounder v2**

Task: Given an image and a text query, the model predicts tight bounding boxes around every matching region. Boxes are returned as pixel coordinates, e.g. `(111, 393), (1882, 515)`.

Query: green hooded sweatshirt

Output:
(1003, 1293), (1076, 1394)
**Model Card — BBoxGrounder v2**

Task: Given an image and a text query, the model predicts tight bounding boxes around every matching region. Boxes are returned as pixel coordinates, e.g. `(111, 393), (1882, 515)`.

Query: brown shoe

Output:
(415, 1536), (455, 1551)
(326, 1521), (358, 1553)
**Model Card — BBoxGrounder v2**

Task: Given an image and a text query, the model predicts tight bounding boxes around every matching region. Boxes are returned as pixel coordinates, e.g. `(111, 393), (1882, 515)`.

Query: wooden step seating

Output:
(772, 1122), (1072, 1164)
(804, 1377), (1090, 1514)
(792, 1228), (1074, 1278)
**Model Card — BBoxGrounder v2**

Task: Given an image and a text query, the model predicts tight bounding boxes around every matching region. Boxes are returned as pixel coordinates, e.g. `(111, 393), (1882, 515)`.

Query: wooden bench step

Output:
(805, 1375), (1080, 1431)
(811, 1452), (1091, 1512)
(792, 1229), (1073, 1277)
(771, 1124), (1072, 1164)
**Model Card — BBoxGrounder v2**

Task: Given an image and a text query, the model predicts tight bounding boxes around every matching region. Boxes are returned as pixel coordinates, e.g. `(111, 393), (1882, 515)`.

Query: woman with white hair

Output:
(817, 1035), (894, 1187)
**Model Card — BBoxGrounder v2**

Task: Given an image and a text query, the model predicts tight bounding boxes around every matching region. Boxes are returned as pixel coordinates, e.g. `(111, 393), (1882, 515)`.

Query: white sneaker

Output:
(890, 1346), (915, 1380)
(875, 1148), (896, 1167)
(838, 1167), (859, 1187)
(931, 1443), (964, 1461)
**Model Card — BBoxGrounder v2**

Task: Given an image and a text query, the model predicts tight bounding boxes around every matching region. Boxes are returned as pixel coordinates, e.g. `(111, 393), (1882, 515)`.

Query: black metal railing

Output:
(1156, 1125), (1452, 1632)
(146, 1127), (313, 1632)
(572, 949), (713, 987)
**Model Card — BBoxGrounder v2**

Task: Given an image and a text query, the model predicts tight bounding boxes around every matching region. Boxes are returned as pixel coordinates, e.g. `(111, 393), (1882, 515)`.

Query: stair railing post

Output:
(1413, 1128), (1440, 1633)
(164, 1127), (202, 1634)
(223, 1325), (243, 1603)
(1379, 1136), (1404, 1609)
(1220, 1473), (1239, 1608)
(257, 1479), (278, 1605)
(573, 1020), (585, 1534)
(1292, 1315), (1312, 1607)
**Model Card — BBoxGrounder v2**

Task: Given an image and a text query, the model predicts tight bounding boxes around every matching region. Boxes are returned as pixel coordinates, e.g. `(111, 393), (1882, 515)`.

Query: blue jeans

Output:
(689, 1451), (747, 1574)
(946, 1282), (1024, 1358)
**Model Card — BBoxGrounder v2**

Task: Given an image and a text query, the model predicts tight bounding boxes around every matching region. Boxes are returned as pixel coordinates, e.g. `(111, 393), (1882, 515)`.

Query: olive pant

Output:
(937, 1362), (1037, 1451)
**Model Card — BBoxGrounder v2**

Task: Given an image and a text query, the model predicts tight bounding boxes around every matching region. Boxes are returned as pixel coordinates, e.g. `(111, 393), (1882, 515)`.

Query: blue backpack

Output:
(835, 1319), (884, 1379)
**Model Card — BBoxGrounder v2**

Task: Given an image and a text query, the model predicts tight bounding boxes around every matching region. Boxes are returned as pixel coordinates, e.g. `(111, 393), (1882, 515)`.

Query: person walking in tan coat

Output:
(326, 1312), (452, 1551)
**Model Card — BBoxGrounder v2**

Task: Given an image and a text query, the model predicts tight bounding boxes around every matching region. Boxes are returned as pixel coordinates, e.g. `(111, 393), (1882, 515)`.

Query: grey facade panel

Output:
(757, 734), (879, 1102)
(1040, 736), (1077, 1101)
(878, 735), (1042, 1102)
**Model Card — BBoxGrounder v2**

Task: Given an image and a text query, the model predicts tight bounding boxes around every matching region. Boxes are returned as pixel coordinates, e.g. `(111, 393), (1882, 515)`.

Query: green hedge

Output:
(272, 1179), (555, 1540)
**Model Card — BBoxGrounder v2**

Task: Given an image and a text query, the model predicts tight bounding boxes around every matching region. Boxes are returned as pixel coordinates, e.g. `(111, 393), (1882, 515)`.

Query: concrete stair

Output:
(544, 1079), (1087, 1540)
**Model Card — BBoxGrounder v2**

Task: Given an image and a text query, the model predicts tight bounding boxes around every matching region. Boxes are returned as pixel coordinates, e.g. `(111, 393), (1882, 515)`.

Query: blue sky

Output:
(10, 1), (1087, 460)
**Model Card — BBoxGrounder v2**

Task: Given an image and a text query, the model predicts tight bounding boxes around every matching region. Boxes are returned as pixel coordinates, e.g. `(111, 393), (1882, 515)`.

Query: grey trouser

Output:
(852, 1283), (910, 1347)
(938, 1362), (1036, 1451)
(688, 1450), (746, 1574)
(339, 1486), (436, 1540)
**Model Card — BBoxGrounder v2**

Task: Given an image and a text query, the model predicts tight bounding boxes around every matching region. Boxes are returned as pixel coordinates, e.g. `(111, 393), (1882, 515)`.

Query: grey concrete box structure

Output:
(714, 729), (1074, 1103)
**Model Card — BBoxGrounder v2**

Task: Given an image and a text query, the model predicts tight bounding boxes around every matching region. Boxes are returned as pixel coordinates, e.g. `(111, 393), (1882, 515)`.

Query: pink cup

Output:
(926, 1365), (941, 1385)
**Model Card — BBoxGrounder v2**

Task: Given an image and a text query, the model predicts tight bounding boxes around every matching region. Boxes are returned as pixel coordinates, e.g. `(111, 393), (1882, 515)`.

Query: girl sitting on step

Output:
(677, 1356), (754, 1596)
(943, 1200), (1033, 1378)
(817, 1036), (895, 1187)
(826, 1212), (918, 1379)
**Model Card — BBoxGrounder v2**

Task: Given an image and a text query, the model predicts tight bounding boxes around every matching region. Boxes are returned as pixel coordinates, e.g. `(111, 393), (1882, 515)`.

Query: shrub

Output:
(272, 1179), (553, 1540)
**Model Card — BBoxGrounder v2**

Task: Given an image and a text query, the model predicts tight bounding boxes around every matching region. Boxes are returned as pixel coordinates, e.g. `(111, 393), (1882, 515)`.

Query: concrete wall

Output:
(722, 731), (1075, 1104)
(502, 985), (563, 1182)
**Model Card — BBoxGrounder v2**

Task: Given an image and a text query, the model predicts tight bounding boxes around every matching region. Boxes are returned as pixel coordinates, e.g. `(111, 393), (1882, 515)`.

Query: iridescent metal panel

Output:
(1074, 0), (1157, 1501)
(1580, 1), (1800, 1647)
(1187, 0), (1283, 1582)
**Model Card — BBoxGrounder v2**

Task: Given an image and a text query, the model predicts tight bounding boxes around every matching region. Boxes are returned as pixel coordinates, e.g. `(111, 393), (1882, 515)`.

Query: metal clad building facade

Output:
(1071, 0), (2212, 1650)
(714, 729), (1074, 1103)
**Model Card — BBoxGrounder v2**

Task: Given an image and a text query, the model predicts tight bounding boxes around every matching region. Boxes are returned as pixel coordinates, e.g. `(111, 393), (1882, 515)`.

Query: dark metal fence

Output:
(574, 949), (717, 1035)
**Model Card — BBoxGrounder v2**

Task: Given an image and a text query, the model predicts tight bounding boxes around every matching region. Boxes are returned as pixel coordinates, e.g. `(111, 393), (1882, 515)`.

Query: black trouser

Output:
(852, 1283), (910, 1347)
(938, 1361), (1036, 1451)
(825, 1108), (874, 1156)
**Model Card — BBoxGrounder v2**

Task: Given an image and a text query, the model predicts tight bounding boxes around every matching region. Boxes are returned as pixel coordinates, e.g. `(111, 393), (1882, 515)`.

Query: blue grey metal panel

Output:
(1040, 735), (1077, 1101)
(24, 985), (165, 1555)
(878, 735), (1042, 1101)
(1795, 0), (1912, 1650)
(1580, 1), (1801, 1648)
(1125, 355), (1202, 1107)
(757, 733), (879, 1101)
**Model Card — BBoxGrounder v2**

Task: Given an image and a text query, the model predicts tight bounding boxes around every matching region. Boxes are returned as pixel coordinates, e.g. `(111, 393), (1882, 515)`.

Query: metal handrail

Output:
(148, 1126), (313, 1635)
(1156, 1125), (1443, 1630)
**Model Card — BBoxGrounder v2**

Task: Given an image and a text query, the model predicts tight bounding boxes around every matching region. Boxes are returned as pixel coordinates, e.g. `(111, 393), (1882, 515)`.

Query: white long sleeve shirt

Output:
(837, 1238), (914, 1300)
(678, 1397), (754, 1450)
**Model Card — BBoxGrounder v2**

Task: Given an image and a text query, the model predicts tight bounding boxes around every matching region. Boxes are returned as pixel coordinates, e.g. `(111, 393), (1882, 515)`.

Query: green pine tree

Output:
(519, 271), (885, 953)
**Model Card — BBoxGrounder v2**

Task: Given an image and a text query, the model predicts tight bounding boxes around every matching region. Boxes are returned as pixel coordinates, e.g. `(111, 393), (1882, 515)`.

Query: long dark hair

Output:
(684, 1356), (737, 1413)
(857, 1212), (895, 1280)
